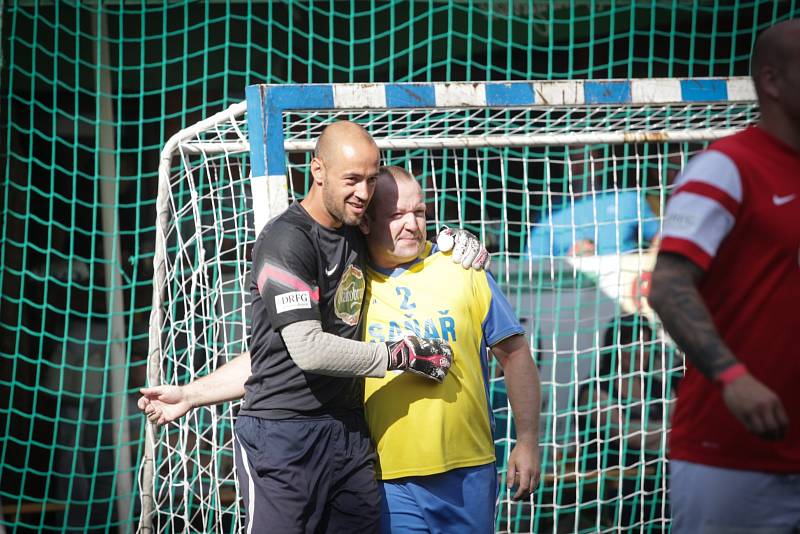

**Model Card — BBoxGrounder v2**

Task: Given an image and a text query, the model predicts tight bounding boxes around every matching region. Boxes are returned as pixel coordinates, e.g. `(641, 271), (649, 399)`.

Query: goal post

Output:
(141, 78), (757, 533)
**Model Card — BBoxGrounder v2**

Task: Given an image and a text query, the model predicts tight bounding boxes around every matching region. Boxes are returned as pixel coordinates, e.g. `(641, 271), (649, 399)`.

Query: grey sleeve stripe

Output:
(280, 320), (389, 378)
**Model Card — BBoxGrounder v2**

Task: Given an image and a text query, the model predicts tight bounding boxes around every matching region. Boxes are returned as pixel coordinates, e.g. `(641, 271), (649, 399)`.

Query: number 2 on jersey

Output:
(396, 286), (416, 310)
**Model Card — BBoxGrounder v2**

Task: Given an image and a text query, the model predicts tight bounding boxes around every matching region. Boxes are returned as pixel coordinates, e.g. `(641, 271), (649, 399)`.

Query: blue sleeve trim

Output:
(482, 273), (525, 347)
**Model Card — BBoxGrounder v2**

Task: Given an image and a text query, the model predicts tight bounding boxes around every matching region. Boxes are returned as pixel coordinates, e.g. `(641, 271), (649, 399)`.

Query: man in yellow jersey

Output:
(359, 166), (541, 533)
(139, 161), (538, 532)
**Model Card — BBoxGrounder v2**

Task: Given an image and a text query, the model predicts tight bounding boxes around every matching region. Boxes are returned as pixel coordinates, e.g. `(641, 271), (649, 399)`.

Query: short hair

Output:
(377, 165), (412, 180)
(367, 166), (418, 216)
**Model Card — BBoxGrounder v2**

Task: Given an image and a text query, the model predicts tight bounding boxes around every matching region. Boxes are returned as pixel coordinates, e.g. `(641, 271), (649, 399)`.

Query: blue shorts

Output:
(378, 463), (497, 534)
(670, 459), (800, 534)
(234, 413), (380, 534)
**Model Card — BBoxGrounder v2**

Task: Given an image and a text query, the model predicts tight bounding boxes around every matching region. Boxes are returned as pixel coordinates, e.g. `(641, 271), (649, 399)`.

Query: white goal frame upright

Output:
(142, 78), (757, 533)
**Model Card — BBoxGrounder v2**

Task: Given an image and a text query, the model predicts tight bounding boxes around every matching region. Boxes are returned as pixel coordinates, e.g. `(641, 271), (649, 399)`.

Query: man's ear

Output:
(358, 213), (371, 236)
(759, 64), (782, 101)
(310, 157), (325, 186)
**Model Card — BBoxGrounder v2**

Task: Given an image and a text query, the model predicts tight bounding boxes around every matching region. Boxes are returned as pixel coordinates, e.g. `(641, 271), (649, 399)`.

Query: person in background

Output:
(528, 146), (660, 257)
(649, 19), (800, 533)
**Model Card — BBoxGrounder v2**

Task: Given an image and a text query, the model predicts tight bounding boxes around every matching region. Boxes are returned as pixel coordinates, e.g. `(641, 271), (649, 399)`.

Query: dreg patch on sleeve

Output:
(275, 291), (312, 313)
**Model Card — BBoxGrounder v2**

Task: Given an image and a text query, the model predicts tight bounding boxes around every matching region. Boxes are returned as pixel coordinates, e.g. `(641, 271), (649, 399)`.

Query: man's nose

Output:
(353, 179), (370, 201)
(402, 213), (420, 232)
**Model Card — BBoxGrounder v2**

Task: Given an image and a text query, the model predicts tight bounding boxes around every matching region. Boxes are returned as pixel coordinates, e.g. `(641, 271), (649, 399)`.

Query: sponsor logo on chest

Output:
(334, 264), (365, 326)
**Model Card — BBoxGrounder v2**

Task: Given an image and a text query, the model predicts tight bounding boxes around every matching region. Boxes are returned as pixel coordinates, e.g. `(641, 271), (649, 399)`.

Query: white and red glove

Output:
(386, 336), (453, 383)
(436, 226), (490, 270)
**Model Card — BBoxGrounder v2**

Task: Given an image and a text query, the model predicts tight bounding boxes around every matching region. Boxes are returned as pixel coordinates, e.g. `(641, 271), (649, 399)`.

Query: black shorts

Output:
(234, 413), (380, 533)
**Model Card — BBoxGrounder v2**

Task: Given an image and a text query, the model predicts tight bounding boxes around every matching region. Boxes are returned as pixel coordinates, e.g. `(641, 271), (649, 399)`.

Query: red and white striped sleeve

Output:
(660, 150), (742, 270)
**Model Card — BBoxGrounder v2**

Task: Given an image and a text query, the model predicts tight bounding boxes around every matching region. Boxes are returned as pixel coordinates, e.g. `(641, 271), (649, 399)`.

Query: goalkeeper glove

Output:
(386, 336), (453, 383)
(436, 226), (490, 270)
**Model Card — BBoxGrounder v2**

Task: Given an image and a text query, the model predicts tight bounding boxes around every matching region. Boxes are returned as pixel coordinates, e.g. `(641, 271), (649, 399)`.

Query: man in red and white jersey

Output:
(650, 19), (800, 533)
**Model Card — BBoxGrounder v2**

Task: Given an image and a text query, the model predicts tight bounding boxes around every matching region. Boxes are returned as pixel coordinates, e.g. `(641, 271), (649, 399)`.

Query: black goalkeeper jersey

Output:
(240, 202), (368, 418)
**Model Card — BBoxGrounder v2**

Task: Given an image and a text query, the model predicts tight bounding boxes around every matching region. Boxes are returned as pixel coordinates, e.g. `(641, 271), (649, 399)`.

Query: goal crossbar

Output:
(245, 77), (754, 234)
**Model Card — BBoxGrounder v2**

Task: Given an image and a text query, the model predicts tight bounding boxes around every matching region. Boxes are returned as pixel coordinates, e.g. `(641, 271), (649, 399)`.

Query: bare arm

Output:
(649, 253), (737, 378)
(138, 352), (250, 426)
(138, 319), (390, 427)
(184, 352), (250, 405)
(139, 316), (389, 427)
(491, 334), (541, 499)
(649, 252), (788, 440)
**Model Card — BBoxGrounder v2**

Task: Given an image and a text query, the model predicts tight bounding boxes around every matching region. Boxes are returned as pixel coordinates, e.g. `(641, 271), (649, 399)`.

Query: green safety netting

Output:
(0, 2), (797, 533)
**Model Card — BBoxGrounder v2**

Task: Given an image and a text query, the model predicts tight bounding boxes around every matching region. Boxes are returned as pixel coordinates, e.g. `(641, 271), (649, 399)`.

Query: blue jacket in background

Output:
(528, 191), (659, 257)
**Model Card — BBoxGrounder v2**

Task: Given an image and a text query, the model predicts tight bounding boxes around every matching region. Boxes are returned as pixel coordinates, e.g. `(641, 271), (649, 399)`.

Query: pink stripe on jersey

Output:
(659, 236), (713, 270)
(673, 181), (740, 217)
(256, 263), (320, 302)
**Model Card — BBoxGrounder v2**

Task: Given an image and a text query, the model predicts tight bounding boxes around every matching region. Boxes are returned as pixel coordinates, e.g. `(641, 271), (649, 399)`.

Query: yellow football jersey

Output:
(363, 242), (525, 480)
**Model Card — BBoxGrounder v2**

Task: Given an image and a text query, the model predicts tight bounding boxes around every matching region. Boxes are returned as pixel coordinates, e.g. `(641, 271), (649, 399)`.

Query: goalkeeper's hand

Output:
(436, 226), (490, 270)
(138, 385), (193, 426)
(386, 336), (453, 383)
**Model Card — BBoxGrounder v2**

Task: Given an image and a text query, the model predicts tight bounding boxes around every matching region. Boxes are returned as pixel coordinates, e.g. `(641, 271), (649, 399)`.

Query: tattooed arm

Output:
(649, 252), (789, 440)
(649, 253), (737, 378)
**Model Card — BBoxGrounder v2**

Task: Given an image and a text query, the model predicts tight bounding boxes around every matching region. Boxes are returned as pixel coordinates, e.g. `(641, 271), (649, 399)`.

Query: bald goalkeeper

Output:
(139, 121), (487, 533)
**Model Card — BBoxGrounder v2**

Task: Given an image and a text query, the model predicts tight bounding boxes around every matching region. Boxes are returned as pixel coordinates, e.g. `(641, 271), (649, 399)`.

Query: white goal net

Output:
(140, 79), (757, 533)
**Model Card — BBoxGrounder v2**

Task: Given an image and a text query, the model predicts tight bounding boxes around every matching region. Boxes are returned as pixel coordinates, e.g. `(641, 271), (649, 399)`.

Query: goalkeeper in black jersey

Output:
(138, 121), (487, 533)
